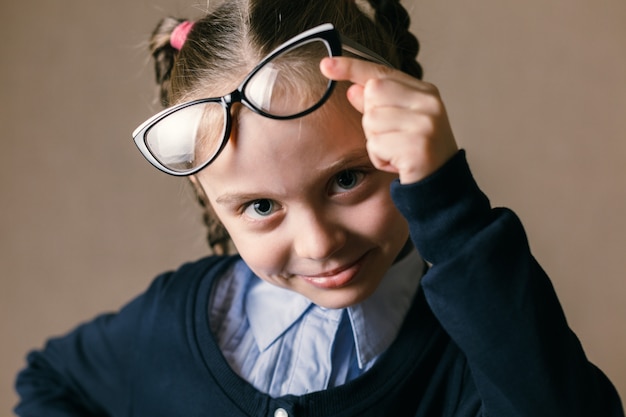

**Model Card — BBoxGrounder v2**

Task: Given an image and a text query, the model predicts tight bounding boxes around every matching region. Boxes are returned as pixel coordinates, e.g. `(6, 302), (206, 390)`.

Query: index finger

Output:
(320, 56), (408, 86)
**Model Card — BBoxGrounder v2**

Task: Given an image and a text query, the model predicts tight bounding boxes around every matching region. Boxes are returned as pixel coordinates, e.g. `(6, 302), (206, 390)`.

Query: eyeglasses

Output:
(132, 23), (391, 176)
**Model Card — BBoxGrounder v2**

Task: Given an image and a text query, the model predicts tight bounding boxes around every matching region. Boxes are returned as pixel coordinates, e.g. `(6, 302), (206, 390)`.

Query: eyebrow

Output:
(214, 149), (372, 206)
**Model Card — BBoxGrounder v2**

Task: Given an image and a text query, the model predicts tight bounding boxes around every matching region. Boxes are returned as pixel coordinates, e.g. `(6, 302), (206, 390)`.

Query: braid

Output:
(188, 176), (232, 255)
(149, 16), (235, 255)
(149, 17), (186, 106)
(365, 0), (423, 79)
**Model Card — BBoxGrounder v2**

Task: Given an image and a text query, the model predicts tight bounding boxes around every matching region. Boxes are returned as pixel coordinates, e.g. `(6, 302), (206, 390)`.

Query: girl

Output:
(15, 0), (624, 416)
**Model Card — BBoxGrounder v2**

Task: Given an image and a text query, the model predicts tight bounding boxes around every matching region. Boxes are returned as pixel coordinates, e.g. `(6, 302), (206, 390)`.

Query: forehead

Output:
(197, 94), (365, 194)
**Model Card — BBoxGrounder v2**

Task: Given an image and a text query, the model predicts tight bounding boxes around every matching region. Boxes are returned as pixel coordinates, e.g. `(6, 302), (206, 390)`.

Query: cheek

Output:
(372, 198), (409, 244)
(203, 195), (291, 277)
(224, 226), (290, 276)
(361, 180), (409, 242)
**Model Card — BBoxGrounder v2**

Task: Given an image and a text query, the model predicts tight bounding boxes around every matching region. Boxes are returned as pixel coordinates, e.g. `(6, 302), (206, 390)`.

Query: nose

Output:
(292, 210), (346, 261)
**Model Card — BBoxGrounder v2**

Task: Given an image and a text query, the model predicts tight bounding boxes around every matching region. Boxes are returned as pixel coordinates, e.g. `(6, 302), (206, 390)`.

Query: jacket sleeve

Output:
(14, 272), (174, 417)
(391, 150), (624, 417)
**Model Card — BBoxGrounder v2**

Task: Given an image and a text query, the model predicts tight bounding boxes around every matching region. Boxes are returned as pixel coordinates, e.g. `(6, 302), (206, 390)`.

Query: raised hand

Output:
(320, 57), (459, 184)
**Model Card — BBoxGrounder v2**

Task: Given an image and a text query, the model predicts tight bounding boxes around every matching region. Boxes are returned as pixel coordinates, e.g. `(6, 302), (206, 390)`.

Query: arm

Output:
(321, 56), (624, 416)
(391, 150), (624, 416)
(14, 273), (173, 417)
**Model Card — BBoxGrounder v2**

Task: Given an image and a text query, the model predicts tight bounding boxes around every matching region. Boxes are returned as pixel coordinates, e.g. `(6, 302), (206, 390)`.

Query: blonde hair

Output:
(148, 0), (423, 254)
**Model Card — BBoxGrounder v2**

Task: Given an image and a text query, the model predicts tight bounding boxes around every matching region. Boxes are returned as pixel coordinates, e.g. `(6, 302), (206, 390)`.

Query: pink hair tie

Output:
(170, 21), (195, 50)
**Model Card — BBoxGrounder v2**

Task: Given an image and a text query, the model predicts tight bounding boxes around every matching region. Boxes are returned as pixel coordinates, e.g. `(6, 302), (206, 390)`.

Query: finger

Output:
(365, 129), (442, 183)
(362, 78), (443, 117)
(346, 84), (365, 114)
(362, 107), (434, 138)
(321, 57), (435, 115)
(320, 56), (401, 86)
(363, 107), (458, 184)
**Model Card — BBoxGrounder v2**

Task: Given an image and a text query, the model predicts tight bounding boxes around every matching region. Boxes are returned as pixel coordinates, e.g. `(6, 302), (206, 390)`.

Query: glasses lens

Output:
(145, 102), (226, 173)
(244, 38), (332, 117)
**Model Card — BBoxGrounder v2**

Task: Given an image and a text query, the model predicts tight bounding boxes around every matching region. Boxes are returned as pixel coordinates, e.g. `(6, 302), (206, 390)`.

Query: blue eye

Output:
(332, 170), (363, 192)
(243, 199), (276, 218)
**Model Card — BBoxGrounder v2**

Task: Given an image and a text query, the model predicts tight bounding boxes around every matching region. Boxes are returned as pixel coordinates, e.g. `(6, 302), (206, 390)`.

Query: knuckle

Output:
(420, 80), (440, 95)
(424, 94), (444, 113)
(363, 77), (385, 97)
(410, 91), (444, 116)
(361, 111), (377, 132)
(375, 64), (396, 77)
(418, 114), (438, 134)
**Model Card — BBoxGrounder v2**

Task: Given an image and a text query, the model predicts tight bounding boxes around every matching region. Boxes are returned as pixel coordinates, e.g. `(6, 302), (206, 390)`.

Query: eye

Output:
(243, 199), (277, 219)
(330, 169), (364, 193)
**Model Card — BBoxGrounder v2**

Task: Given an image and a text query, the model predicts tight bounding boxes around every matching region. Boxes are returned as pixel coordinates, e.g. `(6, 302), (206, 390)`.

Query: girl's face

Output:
(196, 95), (409, 309)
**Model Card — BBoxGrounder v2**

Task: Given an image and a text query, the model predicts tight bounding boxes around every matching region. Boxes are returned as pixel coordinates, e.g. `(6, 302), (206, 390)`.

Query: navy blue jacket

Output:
(15, 151), (624, 416)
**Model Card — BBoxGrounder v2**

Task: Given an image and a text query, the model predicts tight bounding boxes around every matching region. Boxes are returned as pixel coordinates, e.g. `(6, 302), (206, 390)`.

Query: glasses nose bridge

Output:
(221, 89), (249, 129)
(223, 89), (244, 110)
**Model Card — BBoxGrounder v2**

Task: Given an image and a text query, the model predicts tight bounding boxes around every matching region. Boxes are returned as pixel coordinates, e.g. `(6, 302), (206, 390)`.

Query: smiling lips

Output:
(299, 253), (368, 289)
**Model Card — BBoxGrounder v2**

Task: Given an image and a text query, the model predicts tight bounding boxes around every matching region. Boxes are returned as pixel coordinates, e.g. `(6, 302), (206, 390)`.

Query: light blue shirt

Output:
(209, 250), (423, 397)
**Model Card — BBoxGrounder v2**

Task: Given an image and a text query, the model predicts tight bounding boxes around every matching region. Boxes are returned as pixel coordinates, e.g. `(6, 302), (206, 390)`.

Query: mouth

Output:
(298, 252), (369, 290)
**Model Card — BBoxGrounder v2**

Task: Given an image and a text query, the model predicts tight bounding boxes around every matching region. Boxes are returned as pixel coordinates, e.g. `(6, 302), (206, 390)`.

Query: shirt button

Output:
(274, 408), (289, 417)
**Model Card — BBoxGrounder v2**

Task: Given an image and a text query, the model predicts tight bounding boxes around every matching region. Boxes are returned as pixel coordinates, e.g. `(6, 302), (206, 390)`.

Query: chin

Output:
(308, 285), (379, 310)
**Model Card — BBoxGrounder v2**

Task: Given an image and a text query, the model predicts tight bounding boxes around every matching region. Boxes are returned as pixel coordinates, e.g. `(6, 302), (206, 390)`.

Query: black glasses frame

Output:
(133, 23), (391, 176)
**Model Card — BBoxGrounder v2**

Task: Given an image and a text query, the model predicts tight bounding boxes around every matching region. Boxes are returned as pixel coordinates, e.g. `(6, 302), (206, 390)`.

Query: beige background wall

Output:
(1, 0), (624, 413)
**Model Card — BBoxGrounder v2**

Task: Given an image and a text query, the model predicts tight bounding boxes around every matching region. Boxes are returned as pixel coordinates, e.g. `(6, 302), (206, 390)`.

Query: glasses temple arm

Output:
(339, 35), (394, 68)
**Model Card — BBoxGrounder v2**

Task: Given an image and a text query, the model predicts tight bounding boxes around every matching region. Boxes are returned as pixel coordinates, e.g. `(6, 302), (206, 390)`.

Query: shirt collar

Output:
(245, 249), (424, 368)
(245, 276), (313, 351)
